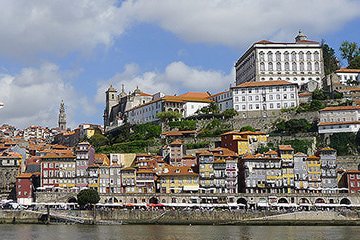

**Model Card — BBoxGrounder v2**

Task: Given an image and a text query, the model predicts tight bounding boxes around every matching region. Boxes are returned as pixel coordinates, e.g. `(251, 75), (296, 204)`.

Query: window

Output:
(248, 96), (252, 101)
(290, 93), (295, 99)
(242, 96), (245, 101)
(268, 62), (273, 71)
(269, 95), (273, 100)
(299, 51), (304, 60)
(270, 103), (274, 109)
(256, 104), (259, 109)
(292, 62), (297, 71)
(235, 105), (239, 110)
(291, 51), (296, 61)
(235, 97), (239, 102)
(300, 62), (305, 71)
(257, 52), (265, 62)
(314, 51), (319, 60)
(283, 94), (287, 99)
(284, 103), (288, 108)
(285, 62), (290, 71)
(260, 62), (265, 71)
(255, 96), (259, 101)
(277, 103), (281, 108)
(267, 51), (273, 61)
(315, 62), (320, 71)
(306, 51), (311, 61)
(284, 51), (289, 61)
(242, 105), (246, 110)
(276, 62), (281, 71)
(249, 104), (253, 109)
(276, 94), (280, 100)
(307, 62), (312, 71)
(276, 51), (281, 61)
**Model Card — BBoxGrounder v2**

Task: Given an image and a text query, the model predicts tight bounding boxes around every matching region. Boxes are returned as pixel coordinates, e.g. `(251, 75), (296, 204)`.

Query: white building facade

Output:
(231, 80), (299, 118)
(335, 68), (360, 85)
(209, 91), (233, 112)
(125, 93), (212, 125)
(318, 106), (360, 134)
(235, 32), (324, 89)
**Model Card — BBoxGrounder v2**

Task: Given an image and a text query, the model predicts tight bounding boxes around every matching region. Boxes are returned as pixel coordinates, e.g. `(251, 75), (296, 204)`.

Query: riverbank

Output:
(1, 209), (360, 225)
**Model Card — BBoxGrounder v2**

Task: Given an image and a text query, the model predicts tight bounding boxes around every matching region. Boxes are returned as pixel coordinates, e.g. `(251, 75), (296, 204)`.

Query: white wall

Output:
(184, 102), (210, 117)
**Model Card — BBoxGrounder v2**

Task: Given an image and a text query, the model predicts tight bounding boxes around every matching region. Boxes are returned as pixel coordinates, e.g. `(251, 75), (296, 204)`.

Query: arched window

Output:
(285, 62), (290, 71)
(275, 51), (281, 61)
(291, 51), (296, 61)
(307, 62), (312, 71)
(276, 62), (281, 71)
(260, 62), (265, 71)
(300, 62), (305, 71)
(268, 62), (273, 71)
(259, 51), (265, 61)
(299, 51), (304, 61)
(293, 77), (297, 81)
(267, 51), (273, 61)
(306, 51), (312, 61)
(314, 51), (320, 61)
(284, 51), (289, 61)
(292, 62), (297, 71)
(315, 62), (320, 71)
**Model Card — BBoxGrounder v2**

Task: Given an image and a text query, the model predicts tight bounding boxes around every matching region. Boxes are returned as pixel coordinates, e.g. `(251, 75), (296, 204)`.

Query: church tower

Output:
(103, 85), (118, 128)
(58, 100), (67, 131)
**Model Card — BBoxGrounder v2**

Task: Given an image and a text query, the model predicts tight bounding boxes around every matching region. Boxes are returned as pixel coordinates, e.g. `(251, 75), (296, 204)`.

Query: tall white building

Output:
(235, 31), (324, 89)
(231, 80), (299, 118)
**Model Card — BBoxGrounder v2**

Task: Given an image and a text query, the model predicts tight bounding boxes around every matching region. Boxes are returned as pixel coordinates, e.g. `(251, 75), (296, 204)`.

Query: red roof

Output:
(320, 106), (360, 111)
(318, 121), (360, 126)
(335, 68), (360, 73)
(233, 80), (296, 88)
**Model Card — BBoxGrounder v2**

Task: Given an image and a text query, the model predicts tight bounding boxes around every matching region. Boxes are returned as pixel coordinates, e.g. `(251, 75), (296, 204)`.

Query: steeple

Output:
(58, 100), (67, 131)
(295, 30), (307, 42)
(119, 84), (127, 98)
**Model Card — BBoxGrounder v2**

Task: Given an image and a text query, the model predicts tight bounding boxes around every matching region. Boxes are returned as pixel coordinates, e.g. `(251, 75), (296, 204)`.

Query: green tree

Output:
(322, 41), (339, 75)
(275, 119), (312, 134)
(197, 102), (220, 115)
(283, 139), (312, 154)
(88, 134), (109, 149)
(330, 132), (357, 156)
(222, 109), (238, 119)
(312, 89), (328, 100)
(156, 111), (182, 122)
(240, 125), (256, 132)
(349, 56), (360, 69)
(340, 41), (360, 64)
(77, 189), (100, 208)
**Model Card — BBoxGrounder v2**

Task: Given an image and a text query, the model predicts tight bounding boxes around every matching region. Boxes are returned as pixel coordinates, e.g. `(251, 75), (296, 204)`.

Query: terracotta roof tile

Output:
(320, 106), (360, 111)
(335, 68), (360, 73)
(233, 80), (296, 88)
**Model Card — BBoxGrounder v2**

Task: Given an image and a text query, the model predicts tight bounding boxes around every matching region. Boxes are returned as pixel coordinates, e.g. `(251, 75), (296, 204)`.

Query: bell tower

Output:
(104, 85), (118, 127)
(58, 100), (67, 131)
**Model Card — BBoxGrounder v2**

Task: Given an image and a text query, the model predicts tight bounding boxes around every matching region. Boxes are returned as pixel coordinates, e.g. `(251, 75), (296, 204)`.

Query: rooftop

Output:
(232, 80), (297, 88)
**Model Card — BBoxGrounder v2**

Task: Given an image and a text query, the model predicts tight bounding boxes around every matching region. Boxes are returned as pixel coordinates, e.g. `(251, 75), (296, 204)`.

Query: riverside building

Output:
(318, 106), (360, 134)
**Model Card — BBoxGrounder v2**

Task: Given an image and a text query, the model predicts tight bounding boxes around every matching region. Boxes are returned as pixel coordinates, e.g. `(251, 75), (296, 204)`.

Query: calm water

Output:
(0, 224), (359, 240)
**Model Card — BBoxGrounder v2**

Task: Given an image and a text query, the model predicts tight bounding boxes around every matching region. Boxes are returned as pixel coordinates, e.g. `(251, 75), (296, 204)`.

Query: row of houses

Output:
(12, 137), (360, 205)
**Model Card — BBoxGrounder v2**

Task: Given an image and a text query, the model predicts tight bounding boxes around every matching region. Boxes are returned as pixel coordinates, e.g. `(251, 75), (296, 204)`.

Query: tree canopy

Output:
(340, 41), (360, 64)
(322, 41), (339, 75)
(77, 189), (100, 207)
(88, 134), (109, 149)
(349, 56), (360, 69)
(156, 111), (182, 122)
(240, 125), (256, 132)
(275, 119), (313, 134)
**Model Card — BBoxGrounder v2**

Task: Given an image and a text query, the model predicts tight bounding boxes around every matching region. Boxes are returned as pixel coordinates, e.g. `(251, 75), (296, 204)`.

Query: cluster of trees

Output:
(169, 120), (197, 131)
(274, 118), (315, 134)
(322, 40), (360, 77)
(340, 41), (360, 69)
(199, 119), (232, 137)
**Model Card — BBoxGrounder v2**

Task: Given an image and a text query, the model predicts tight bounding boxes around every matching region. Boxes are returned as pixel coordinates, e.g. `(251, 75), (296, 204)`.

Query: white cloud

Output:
(122, 0), (360, 47)
(0, 63), (96, 129)
(96, 61), (234, 103)
(1, 0), (359, 59)
(0, 0), (128, 58)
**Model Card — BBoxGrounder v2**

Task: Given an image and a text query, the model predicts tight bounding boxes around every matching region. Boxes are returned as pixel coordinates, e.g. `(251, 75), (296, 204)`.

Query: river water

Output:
(1, 224), (359, 240)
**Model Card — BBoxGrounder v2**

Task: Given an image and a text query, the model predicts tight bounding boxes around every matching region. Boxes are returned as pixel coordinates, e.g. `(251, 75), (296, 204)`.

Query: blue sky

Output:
(1, 0), (360, 129)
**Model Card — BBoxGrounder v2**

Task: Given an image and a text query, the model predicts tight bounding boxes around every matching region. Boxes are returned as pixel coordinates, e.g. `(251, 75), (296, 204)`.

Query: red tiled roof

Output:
(318, 121), (360, 126)
(335, 68), (360, 73)
(233, 80), (296, 88)
(279, 145), (294, 151)
(320, 106), (360, 111)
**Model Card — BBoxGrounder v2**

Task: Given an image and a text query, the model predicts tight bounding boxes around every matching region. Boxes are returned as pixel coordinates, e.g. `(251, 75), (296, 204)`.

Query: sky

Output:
(1, 0), (360, 129)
